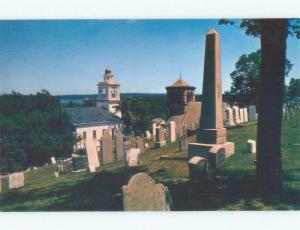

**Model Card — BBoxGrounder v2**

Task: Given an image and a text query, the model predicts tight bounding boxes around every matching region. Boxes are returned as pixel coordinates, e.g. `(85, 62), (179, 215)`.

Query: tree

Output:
(0, 91), (75, 173)
(220, 19), (300, 194)
(228, 49), (292, 106)
(288, 78), (300, 97)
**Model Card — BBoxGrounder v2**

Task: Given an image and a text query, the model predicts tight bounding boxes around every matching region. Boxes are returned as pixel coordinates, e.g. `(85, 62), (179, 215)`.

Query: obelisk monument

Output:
(188, 29), (234, 168)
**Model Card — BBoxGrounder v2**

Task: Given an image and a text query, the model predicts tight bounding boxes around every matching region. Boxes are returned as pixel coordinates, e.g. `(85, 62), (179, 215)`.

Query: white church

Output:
(65, 68), (122, 168)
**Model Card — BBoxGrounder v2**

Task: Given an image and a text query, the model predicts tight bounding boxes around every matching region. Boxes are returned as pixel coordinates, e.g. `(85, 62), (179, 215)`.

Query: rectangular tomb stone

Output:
(101, 131), (114, 164)
(115, 130), (125, 161)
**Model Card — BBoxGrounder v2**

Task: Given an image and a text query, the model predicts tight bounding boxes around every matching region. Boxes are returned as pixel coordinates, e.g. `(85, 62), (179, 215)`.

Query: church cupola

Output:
(96, 67), (122, 118)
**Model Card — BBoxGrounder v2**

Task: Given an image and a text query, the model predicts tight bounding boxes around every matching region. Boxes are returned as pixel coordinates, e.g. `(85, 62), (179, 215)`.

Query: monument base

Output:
(155, 141), (166, 148)
(188, 142), (234, 168)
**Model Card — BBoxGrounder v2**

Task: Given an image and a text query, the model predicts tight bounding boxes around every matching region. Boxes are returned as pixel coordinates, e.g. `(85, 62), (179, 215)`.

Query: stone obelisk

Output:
(188, 29), (234, 168)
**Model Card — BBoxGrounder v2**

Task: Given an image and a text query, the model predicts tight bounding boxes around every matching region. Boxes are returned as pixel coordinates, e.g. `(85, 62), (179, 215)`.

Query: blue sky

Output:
(0, 19), (299, 95)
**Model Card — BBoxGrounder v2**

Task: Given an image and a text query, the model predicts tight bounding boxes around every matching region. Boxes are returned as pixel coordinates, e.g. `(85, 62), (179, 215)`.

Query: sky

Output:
(0, 19), (299, 95)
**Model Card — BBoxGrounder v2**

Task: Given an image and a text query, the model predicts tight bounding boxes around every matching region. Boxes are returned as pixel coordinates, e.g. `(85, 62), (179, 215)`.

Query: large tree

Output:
(0, 90), (75, 173)
(288, 78), (300, 98)
(228, 49), (292, 106)
(220, 19), (300, 194)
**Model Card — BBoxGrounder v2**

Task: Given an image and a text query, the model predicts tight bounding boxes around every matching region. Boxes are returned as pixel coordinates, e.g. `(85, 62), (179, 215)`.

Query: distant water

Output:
(58, 93), (166, 106)
(59, 94), (97, 105)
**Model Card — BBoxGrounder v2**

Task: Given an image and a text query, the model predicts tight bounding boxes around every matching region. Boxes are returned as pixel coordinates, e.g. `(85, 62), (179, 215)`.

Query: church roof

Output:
(64, 107), (120, 126)
(166, 79), (195, 89)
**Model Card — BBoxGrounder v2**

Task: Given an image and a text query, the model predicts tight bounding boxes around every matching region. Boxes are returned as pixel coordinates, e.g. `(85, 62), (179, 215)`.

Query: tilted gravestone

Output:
(101, 132), (114, 164)
(115, 130), (125, 161)
(122, 172), (173, 211)
(136, 136), (144, 154)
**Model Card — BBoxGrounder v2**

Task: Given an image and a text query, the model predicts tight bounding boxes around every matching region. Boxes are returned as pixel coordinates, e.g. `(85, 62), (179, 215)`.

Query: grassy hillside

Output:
(0, 110), (299, 211)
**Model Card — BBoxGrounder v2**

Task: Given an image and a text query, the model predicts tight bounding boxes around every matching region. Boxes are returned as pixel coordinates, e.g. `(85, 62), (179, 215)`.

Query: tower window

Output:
(83, 132), (87, 140)
(93, 130), (96, 139)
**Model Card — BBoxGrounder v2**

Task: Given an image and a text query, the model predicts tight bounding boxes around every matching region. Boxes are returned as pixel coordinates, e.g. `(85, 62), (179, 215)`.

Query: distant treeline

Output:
(0, 90), (74, 173)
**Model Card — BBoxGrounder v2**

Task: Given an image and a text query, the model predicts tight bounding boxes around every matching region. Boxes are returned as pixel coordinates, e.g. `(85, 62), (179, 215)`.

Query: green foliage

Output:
(121, 95), (166, 135)
(288, 78), (300, 98)
(0, 90), (74, 173)
(227, 49), (293, 106)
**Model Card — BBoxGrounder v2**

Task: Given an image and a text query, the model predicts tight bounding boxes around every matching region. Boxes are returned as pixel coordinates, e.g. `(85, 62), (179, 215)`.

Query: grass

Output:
(0, 110), (299, 211)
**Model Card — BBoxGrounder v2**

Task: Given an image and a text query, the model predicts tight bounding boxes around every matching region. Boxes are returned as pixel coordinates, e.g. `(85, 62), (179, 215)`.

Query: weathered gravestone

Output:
(115, 130), (125, 161)
(179, 135), (188, 151)
(247, 140), (256, 154)
(0, 175), (9, 192)
(155, 127), (166, 148)
(9, 172), (25, 189)
(167, 121), (176, 143)
(188, 156), (208, 183)
(136, 136), (144, 154)
(122, 172), (173, 211)
(125, 148), (141, 167)
(101, 131), (114, 164)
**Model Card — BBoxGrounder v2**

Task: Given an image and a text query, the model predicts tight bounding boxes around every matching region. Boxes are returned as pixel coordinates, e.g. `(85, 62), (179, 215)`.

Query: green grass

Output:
(0, 110), (299, 211)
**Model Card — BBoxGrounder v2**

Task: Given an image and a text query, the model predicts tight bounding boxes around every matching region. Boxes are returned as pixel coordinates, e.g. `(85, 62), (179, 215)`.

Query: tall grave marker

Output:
(101, 131), (114, 164)
(188, 29), (235, 168)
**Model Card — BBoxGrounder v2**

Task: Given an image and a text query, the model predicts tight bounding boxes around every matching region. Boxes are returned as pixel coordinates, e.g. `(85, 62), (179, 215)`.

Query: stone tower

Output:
(188, 29), (234, 168)
(96, 68), (122, 118)
(165, 74), (196, 118)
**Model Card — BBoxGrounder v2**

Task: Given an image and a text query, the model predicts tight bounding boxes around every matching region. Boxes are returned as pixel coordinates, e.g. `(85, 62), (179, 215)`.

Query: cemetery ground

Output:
(0, 111), (299, 211)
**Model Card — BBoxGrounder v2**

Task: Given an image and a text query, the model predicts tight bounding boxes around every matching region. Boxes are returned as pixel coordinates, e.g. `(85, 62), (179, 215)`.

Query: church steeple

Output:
(96, 68), (122, 118)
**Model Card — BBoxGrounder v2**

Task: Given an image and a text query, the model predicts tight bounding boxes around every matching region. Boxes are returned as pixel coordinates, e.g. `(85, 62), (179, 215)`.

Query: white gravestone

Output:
(145, 131), (151, 140)
(8, 172), (25, 189)
(239, 108), (245, 123)
(225, 107), (234, 127)
(243, 108), (248, 123)
(152, 122), (157, 138)
(50, 157), (56, 165)
(233, 106), (241, 125)
(167, 121), (176, 143)
(125, 148), (141, 167)
(247, 140), (256, 154)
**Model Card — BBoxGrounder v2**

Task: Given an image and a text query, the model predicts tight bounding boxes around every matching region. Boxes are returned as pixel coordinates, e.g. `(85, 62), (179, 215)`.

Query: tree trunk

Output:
(256, 19), (288, 193)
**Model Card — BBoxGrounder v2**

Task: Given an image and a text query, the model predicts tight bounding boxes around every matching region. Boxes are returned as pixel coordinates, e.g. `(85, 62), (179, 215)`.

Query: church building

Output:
(65, 68), (122, 168)
(166, 75), (202, 135)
